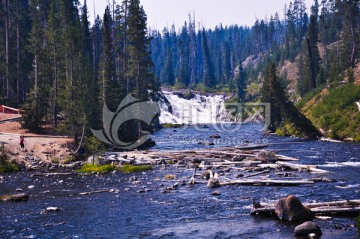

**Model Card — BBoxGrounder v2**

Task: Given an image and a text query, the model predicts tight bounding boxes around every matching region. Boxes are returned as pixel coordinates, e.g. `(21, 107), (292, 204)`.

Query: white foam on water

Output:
(307, 156), (320, 159)
(335, 184), (360, 189)
(320, 137), (343, 143)
(322, 161), (360, 167)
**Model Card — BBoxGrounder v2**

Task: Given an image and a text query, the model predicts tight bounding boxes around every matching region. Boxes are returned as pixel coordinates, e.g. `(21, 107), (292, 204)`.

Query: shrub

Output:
(121, 164), (153, 173)
(85, 136), (106, 164)
(0, 144), (19, 173)
(307, 84), (360, 140)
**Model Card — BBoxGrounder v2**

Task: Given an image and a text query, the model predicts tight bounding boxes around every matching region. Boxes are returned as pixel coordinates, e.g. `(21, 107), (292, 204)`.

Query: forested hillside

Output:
(150, 0), (359, 97)
(0, 0), (359, 140)
(0, 0), (159, 142)
(149, 0), (360, 139)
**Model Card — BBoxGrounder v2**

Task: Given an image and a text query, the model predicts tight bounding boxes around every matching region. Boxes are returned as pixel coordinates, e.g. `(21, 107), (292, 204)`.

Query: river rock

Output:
(209, 134), (221, 139)
(255, 151), (277, 163)
(212, 190), (221, 196)
(198, 141), (215, 146)
(208, 179), (220, 188)
(201, 170), (211, 179)
(164, 174), (177, 180)
(275, 195), (313, 221)
(129, 175), (137, 182)
(137, 139), (156, 149)
(41, 207), (61, 214)
(294, 221), (322, 237)
(0, 193), (29, 202)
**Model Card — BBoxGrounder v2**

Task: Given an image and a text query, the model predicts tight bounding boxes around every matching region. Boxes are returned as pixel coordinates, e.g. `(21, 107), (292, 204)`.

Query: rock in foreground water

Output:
(255, 150), (277, 163)
(294, 221), (322, 237)
(275, 195), (313, 221)
(0, 193), (29, 202)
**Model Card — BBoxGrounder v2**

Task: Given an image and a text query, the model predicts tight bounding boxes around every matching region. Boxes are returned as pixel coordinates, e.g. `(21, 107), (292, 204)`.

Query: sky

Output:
(87, 0), (314, 30)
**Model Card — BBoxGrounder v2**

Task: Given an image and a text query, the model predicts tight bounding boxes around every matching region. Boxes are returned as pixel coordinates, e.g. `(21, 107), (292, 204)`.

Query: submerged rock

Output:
(294, 221), (322, 237)
(212, 190), (221, 196)
(275, 195), (313, 221)
(198, 141), (215, 146)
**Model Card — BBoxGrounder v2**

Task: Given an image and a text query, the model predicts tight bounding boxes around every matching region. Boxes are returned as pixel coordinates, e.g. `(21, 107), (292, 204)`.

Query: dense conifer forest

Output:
(0, 0), (359, 140)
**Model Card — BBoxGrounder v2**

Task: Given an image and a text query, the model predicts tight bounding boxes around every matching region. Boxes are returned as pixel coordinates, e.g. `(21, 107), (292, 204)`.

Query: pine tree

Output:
(262, 63), (320, 138)
(235, 65), (246, 104)
(223, 42), (231, 84)
(126, 0), (159, 139)
(306, 11), (321, 88)
(162, 49), (175, 86)
(100, 6), (117, 110)
(22, 0), (50, 131)
(201, 28), (216, 88)
(81, 0), (100, 130)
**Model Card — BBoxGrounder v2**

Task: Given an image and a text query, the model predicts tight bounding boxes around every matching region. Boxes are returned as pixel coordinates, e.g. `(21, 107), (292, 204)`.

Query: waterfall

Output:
(159, 90), (232, 124)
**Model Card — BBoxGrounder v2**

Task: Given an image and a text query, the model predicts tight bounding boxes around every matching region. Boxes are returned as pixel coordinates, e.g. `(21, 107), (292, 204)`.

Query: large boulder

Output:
(294, 221), (322, 237)
(275, 195), (313, 221)
(255, 151), (277, 163)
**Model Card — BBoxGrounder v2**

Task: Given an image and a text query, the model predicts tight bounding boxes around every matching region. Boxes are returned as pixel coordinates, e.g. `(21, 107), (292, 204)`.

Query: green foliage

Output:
(305, 84), (360, 140)
(296, 86), (324, 109)
(183, 90), (195, 100)
(63, 155), (76, 164)
(121, 164), (153, 173)
(76, 164), (117, 173)
(262, 63), (320, 138)
(201, 29), (216, 88)
(85, 136), (106, 163)
(347, 68), (355, 83)
(357, 214), (360, 233)
(0, 144), (19, 173)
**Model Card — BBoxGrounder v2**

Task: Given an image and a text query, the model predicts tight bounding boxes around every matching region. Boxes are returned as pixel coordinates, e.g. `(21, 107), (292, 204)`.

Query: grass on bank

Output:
(76, 164), (117, 173)
(161, 123), (183, 128)
(121, 164), (153, 173)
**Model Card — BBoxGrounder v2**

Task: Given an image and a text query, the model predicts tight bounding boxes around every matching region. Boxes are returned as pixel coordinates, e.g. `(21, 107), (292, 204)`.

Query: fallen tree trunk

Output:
(244, 170), (271, 178)
(220, 179), (314, 186)
(251, 199), (360, 217)
(276, 161), (329, 174)
(30, 172), (73, 177)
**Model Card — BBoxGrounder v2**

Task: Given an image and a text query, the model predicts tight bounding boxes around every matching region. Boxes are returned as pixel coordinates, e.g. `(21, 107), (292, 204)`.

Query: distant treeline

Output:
(150, 0), (359, 96)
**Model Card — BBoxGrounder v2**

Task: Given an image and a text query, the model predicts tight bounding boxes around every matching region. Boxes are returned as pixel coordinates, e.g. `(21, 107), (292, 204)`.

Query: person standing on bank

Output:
(20, 135), (25, 150)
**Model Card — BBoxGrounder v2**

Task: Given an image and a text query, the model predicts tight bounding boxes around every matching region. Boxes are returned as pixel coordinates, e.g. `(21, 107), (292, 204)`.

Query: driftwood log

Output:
(251, 199), (360, 217)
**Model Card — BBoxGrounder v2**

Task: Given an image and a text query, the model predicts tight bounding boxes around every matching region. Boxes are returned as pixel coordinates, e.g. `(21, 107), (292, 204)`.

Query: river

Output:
(1, 123), (360, 238)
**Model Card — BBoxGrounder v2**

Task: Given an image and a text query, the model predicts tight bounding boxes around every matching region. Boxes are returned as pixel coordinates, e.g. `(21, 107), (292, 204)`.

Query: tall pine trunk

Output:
(16, 3), (20, 104)
(306, 37), (317, 89)
(53, 46), (58, 127)
(5, 0), (10, 101)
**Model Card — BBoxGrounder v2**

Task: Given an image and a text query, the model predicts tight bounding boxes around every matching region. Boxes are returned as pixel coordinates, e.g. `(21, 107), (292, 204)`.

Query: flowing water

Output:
(1, 123), (360, 239)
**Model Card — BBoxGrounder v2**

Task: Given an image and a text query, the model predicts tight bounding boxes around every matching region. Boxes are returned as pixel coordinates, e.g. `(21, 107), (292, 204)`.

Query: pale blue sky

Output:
(88, 0), (314, 30)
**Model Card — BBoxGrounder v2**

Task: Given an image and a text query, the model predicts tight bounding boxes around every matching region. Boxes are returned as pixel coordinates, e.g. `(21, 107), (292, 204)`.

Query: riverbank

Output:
(1, 123), (360, 238)
(0, 118), (74, 169)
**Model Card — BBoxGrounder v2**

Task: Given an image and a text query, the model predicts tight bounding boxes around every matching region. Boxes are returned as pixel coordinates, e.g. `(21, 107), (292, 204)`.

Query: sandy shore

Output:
(0, 114), (74, 167)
